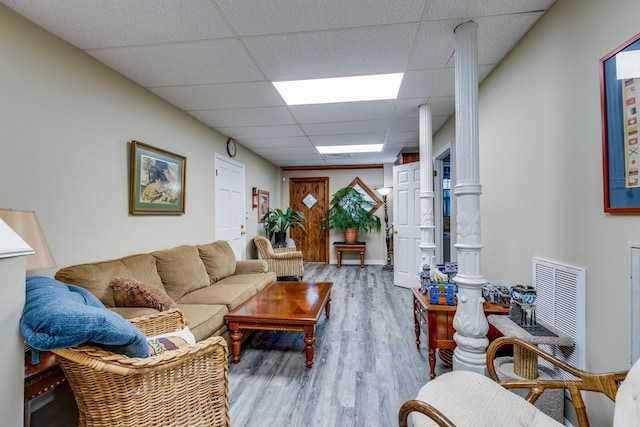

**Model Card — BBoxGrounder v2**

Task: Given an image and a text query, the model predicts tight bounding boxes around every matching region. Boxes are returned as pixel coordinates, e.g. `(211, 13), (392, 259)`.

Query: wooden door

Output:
(289, 177), (329, 262)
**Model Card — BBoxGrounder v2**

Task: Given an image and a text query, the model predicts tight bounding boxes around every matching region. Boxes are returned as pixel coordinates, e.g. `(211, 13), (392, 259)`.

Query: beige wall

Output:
(433, 0), (640, 423)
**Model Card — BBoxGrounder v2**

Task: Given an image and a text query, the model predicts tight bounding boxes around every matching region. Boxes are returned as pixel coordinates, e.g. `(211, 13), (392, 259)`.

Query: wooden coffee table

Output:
(224, 281), (333, 368)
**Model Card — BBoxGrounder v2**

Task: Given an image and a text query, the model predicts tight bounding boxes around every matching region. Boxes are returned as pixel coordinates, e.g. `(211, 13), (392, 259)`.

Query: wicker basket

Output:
(53, 309), (230, 427)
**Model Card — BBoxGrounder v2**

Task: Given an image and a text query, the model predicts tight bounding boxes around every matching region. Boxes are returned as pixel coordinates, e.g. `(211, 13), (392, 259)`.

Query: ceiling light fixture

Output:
(317, 144), (383, 154)
(273, 73), (403, 105)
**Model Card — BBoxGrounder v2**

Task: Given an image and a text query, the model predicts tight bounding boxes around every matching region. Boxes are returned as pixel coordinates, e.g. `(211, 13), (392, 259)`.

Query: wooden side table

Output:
(24, 351), (66, 426)
(334, 242), (365, 268)
(412, 288), (510, 379)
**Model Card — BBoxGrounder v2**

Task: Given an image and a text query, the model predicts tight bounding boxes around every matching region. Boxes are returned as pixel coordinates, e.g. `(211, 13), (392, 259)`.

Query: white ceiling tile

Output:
(190, 107), (295, 128)
(216, 0), (427, 36)
(243, 24), (419, 81)
(218, 125), (305, 139)
(241, 136), (314, 150)
(2, 0), (233, 49)
(408, 21), (457, 70)
(476, 13), (544, 65)
(150, 82), (284, 111)
(302, 120), (392, 136)
(426, 0), (556, 20)
(390, 117), (418, 133)
(399, 69), (455, 98)
(88, 39), (263, 86)
(289, 100), (397, 124)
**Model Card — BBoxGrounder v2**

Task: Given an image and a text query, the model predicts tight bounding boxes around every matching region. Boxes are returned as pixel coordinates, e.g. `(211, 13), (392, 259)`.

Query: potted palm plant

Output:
(323, 186), (381, 243)
(261, 207), (306, 244)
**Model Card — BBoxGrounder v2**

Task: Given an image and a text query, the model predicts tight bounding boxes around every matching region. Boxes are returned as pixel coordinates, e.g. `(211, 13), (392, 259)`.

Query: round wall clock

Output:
(227, 138), (237, 157)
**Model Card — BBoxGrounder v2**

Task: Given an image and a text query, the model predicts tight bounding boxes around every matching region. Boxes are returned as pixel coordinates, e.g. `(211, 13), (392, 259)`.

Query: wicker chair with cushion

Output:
(399, 337), (635, 427)
(53, 309), (230, 427)
(254, 235), (304, 280)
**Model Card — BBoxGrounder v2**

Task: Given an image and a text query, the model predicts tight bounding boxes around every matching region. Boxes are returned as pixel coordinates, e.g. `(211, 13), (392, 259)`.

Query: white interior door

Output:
(630, 243), (640, 366)
(214, 154), (246, 259)
(393, 162), (421, 288)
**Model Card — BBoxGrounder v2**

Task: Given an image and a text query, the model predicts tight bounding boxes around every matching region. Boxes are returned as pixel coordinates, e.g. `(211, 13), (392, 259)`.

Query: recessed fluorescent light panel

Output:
(317, 144), (383, 154)
(274, 73), (403, 105)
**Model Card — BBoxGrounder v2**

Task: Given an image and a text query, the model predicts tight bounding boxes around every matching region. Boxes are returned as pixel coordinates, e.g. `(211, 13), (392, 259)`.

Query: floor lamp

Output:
(375, 187), (393, 271)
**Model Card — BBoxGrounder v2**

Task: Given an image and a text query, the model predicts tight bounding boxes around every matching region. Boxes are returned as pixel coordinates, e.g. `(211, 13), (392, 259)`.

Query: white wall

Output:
(432, 0), (640, 423)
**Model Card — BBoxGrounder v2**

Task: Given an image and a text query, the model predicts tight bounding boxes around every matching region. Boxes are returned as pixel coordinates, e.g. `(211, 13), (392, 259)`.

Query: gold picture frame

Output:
(257, 189), (270, 221)
(129, 141), (186, 215)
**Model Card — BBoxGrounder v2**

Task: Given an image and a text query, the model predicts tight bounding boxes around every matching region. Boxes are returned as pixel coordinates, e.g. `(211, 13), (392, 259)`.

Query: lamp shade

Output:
(0, 209), (56, 271)
(375, 186), (393, 197)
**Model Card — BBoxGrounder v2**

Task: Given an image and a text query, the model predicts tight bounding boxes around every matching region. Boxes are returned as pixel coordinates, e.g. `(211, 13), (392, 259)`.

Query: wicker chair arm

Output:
(398, 399), (455, 427)
(53, 335), (228, 376)
(128, 308), (187, 336)
(486, 336), (627, 427)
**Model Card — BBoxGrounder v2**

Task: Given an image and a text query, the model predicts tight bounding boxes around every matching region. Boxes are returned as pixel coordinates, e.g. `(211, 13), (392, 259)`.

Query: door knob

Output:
(241, 231), (246, 235)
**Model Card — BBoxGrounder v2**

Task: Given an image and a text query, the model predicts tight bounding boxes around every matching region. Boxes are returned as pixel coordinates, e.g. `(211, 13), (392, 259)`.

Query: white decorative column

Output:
(452, 21), (489, 374)
(418, 104), (436, 270)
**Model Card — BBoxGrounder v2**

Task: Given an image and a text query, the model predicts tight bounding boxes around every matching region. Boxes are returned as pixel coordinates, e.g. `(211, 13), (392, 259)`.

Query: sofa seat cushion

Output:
(198, 241), (237, 283)
(55, 253), (164, 307)
(177, 283), (256, 310)
(153, 245), (210, 301)
(216, 272), (276, 292)
(21, 276), (150, 358)
(177, 304), (228, 342)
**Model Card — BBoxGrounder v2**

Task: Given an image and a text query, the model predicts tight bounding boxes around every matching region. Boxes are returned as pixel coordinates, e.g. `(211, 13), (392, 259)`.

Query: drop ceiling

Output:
(1, 0), (556, 167)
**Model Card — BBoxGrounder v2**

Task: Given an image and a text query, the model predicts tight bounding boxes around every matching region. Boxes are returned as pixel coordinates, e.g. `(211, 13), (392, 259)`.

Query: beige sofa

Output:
(55, 240), (276, 342)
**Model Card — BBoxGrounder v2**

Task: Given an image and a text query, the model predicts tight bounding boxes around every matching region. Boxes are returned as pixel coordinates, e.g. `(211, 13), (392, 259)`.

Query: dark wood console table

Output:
(412, 287), (509, 379)
(334, 242), (365, 268)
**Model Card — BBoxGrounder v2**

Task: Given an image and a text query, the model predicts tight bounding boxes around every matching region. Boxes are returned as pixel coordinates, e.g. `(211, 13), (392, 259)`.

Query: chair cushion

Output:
(146, 326), (196, 356)
(614, 357), (640, 426)
(111, 277), (178, 312)
(21, 276), (150, 358)
(410, 370), (562, 427)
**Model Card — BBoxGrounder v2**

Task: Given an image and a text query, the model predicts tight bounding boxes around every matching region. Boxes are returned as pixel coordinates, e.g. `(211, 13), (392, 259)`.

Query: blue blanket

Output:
(20, 276), (150, 358)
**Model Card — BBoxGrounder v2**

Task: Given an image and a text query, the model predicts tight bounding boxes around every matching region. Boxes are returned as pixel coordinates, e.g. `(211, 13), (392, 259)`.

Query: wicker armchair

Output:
(399, 337), (633, 427)
(53, 309), (230, 427)
(254, 235), (304, 280)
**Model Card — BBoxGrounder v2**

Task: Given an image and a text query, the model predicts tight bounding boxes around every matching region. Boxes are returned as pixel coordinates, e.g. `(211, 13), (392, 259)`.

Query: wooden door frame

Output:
(290, 177), (330, 263)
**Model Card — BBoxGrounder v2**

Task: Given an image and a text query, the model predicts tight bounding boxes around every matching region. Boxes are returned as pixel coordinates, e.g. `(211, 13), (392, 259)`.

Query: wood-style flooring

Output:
(227, 264), (451, 427)
(31, 264), (452, 427)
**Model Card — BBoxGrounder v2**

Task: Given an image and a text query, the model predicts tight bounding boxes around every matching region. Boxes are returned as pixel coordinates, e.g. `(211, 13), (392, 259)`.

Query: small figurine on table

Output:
(419, 264), (431, 295)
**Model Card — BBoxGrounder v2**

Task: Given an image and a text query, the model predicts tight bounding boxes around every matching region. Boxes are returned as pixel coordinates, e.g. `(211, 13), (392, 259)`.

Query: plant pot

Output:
(274, 231), (287, 245)
(344, 228), (357, 244)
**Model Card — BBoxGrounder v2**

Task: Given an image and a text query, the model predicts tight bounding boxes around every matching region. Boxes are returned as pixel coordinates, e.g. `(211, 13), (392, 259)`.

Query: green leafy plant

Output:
(261, 207), (306, 240)
(322, 186), (381, 234)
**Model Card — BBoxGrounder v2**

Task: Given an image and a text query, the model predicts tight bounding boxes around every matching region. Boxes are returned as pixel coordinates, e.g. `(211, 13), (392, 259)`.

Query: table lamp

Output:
(374, 187), (393, 271)
(0, 209), (56, 271)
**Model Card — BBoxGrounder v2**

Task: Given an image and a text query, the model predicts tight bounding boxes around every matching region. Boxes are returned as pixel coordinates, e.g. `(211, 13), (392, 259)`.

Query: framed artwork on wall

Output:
(348, 177), (383, 213)
(600, 32), (640, 212)
(129, 141), (186, 215)
(258, 189), (270, 221)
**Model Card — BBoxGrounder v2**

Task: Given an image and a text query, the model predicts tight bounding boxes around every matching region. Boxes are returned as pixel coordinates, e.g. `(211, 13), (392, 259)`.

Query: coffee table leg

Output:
(325, 295), (331, 318)
(304, 325), (315, 368)
(229, 322), (243, 364)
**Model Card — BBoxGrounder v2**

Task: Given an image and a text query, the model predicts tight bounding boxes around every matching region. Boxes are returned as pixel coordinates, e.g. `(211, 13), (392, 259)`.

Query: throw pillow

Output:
(146, 327), (196, 356)
(111, 277), (177, 312)
(198, 241), (237, 283)
(20, 276), (150, 358)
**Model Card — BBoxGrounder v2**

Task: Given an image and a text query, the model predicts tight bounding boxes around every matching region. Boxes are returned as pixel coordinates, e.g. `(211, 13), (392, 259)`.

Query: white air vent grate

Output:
(533, 257), (586, 383)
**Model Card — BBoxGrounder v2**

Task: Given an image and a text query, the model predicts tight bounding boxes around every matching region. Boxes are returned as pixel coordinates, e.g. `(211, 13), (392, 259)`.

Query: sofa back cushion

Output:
(198, 241), (237, 284)
(153, 245), (210, 301)
(55, 254), (164, 307)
